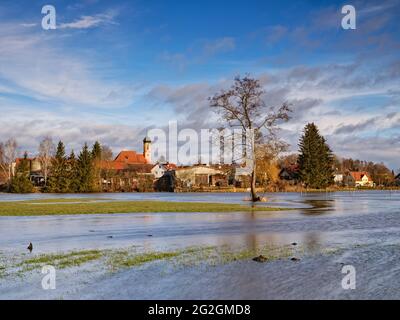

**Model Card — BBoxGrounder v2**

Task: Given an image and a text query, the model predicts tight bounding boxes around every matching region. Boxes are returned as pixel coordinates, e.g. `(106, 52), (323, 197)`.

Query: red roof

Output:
(350, 171), (372, 181)
(100, 150), (149, 170)
(114, 151), (147, 164)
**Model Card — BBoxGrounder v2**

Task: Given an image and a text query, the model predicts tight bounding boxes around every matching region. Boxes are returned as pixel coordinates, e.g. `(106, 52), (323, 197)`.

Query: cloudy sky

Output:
(0, 0), (399, 169)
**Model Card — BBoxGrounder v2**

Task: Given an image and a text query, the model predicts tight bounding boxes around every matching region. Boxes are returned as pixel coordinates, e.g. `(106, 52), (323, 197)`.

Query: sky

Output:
(0, 0), (399, 169)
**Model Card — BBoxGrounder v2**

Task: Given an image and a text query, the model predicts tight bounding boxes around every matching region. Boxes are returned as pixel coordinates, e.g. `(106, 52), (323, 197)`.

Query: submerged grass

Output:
(11, 244), (296, 277)
(0, 199), (287, 216)
(4, 240), (327, 279)
(18, 249), (103, 271)
(107, 250), (181, 270)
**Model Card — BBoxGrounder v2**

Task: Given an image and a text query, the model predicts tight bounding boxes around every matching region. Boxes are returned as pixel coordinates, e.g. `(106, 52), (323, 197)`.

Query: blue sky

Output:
(0, 0), (399, 168)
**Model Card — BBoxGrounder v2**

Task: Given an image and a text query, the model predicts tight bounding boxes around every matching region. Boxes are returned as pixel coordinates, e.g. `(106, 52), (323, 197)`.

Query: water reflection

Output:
(0, 191), (399, 255)
(299, 199), (336, 215)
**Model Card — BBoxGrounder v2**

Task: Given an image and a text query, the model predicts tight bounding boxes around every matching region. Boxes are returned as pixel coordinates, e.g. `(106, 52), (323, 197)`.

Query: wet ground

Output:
(1, 191), (400, 299)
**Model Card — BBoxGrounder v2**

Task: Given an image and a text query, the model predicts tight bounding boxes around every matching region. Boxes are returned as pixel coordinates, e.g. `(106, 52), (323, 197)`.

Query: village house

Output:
(333, 173), (344, 185)
(175, 165), (228, 188)
(234, 163), (252, 188)
(100, 137), (154, 191)
(12, 157), (45, 186)
(278, 164), (300, 185)
(345, 171), (374, 187)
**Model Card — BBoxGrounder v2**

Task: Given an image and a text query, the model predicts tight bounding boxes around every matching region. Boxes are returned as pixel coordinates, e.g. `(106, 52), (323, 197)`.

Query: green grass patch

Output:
(25, 198), (113, 204)
(0, 199), (287, 216)
(107, 250), (181, 270)
(18, 249), (103, 271)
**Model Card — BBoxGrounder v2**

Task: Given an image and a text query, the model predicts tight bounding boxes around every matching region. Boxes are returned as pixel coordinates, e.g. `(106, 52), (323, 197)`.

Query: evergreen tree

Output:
(76, 143), (95, 192)
(47, 141), (69, 193)
(67, 150), (79, 193)
(91, 141), (102, 160)
(297, 123), (334, 189)
(91, 141), (102, 192)
(10, 152), (34, 193)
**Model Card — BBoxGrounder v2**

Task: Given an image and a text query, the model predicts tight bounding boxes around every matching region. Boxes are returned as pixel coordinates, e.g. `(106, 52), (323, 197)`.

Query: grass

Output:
(18, 250), (103, 271)
(0, 199), (287, 216)
(105, 244), (297, 271)
(107, 250), (182, 270)
(1, 242), (343, 280)
(26, 198), (113, 203)
(8, 244), (298, 277)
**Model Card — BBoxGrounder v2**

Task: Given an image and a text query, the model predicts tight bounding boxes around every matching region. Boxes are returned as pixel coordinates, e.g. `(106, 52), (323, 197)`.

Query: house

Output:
(151, 162), (177, 179)
(334, 173), (344, 185)
(345, 171), (374, 187)
(99, 137), (155, 191)
(12, 157), (45, 186)
(12, 157), (42, 176)
(234, 163), (252, 187)
(279, 164), (299, 184)
(100, 164), (154, 192)
(175, 165), (227, 188)
(101, 136), (152, 171)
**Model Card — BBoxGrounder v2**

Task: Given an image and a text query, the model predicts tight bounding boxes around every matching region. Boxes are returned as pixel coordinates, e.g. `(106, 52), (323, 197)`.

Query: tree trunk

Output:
(250, 136), (259, 202)
(250, 166), (258, 202)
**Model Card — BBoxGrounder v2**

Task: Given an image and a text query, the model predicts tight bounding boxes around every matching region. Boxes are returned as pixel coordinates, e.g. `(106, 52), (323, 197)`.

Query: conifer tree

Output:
(91, 141), (102, 192)
(76, 143), (94, 192)
(297, 123), (334, 189)
(47, 141), (69, 192)
(91, 141), (102, 160)
(67, 150), (79, 193)
(10, 152), (34, 193)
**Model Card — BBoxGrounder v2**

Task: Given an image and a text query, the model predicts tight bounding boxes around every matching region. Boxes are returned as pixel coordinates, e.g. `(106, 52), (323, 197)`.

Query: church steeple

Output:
(143, 136), (152, 163)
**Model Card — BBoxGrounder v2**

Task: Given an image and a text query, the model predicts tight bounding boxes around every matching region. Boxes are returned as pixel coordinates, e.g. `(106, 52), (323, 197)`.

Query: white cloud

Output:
(20, 23), (37, 28)
(0, 22), (134, 108)
(59, 10), (118, 29)
(203, 37), (236, 56)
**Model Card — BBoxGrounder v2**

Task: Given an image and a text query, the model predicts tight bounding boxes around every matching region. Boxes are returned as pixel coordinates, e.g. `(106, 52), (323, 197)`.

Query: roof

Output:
(114, 151), (148, 164)
(143, 136), (152, 143)
(349, 171), (372, 181)
(15, 157), (37, 165)
(100, 160), (126, 170)
(395, 173), (400, 180)
(100, 161), (153, 172)
(100, 150), (149, 170)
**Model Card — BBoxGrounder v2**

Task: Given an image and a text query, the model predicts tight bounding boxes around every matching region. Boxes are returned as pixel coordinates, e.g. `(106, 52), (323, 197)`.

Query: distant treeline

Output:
(0, 139), (109, 193)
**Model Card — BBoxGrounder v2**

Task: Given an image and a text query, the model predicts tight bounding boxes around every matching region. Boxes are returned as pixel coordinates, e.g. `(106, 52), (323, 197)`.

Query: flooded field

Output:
(1, 191), (400, 299)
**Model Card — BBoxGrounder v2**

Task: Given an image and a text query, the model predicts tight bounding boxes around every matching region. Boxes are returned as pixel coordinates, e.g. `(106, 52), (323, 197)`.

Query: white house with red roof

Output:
(347, 171), (374, 187)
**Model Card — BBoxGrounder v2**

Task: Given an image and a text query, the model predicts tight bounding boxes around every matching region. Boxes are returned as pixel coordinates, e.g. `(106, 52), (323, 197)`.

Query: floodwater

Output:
(1, 191), (400, 299)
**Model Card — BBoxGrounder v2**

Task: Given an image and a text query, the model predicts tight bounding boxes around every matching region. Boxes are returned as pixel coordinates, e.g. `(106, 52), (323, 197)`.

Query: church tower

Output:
(143, 136), (152, 163)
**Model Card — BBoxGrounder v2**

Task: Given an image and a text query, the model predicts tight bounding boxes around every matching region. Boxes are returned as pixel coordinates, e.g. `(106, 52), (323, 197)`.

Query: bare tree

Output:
(38, 136), (55, 186)
(100, 145), (114, 161)
(209, 75), (291, 202)
(0, 138), (18, 190)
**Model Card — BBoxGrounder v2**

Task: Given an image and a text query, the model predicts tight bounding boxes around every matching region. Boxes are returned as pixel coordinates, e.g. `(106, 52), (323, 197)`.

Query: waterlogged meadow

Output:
(1, 191), (400, 299)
